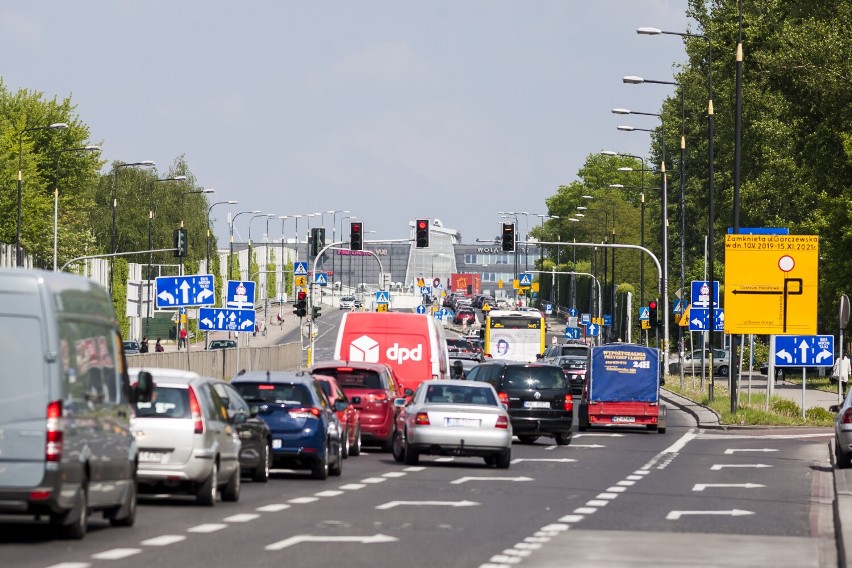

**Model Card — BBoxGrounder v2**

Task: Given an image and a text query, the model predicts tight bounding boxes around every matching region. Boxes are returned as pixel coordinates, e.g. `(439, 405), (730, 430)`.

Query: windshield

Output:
(424, 384), (497, 406)
(503, 367), (567, 389)
(318, 368), (384, 390)
(233, 382), (311, 406)
(135, 386), (190, 418)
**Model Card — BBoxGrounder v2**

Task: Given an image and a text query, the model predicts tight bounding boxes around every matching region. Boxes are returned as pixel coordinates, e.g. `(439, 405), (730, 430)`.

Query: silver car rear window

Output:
(136, 386), (190, 418)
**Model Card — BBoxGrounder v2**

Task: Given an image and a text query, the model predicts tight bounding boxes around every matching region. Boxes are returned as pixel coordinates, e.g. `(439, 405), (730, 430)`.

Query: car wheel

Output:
(349, 424), (362, 457)
(837, 439), (852, 469)
(329, 440), (343, 477)
(311, 448), (329, 480)
(495, 450), (511, 469)
(392, 429), (406, 463)
(403, 438), (420, 466)
(253, 444), (271, 483)
(518, 435), (539, 444)
(221, 465), (241, 502)
(483, 455), (497, 467)
(108, 475), (137, 527)
(342, 426), (351, 459)
(717, 365), (729, 376)
(55, 480), (88, 539)
(554, 432), (572, 446)
(197, 462), (218, 506)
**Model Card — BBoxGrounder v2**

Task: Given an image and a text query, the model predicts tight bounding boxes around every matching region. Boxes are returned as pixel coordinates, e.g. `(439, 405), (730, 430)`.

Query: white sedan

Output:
(391, 380), (512, 468)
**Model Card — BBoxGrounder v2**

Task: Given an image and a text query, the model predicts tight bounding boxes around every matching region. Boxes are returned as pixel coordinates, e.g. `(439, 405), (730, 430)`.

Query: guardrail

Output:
(127, 342), (302, 380)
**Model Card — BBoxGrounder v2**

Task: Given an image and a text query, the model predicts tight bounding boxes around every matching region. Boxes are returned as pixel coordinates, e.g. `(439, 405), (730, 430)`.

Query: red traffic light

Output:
(649, 301), (657, 309)
(352, 223), (360, 233)
(297, 291), (307, 301)
(418, 220), (428, 230)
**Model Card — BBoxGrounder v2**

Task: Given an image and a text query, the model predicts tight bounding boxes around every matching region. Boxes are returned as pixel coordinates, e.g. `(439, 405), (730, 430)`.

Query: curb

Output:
(660, 387), (724, 429)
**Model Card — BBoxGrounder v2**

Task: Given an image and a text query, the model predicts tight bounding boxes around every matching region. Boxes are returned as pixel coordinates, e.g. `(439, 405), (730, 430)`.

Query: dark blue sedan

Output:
(231, 371), (344, 480)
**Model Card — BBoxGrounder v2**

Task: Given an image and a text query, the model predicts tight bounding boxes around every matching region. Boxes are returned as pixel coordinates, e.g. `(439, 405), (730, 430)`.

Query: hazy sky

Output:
(1, 1), (689, 247)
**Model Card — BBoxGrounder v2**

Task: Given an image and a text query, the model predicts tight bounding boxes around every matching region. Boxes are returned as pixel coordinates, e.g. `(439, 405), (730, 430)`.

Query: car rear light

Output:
(415, 412), (430, 425)
(563, 395), (573, 412)
(842, 408), (852, 424)
(188, 387), (204, 434)
(495, 415), (509, 429)
(29, 490), (52, 500)
(45, 400), (63, 463)
(290, 407), (323, 419)
(368, 393), (388, 402)
(337, 367), (354, 372)
(258, 384), (276, 390)
(498, 392), (509, 408)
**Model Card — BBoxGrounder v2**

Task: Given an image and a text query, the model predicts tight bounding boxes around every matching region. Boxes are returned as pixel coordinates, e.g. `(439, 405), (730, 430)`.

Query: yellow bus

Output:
(484, 309), (546, 362)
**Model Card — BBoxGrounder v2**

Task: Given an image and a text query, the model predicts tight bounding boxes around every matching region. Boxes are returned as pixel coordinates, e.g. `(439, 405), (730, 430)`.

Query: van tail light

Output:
(842, 408), (852, 424)
(495, 415), (509, 429)
(415, 412), (430, 425)
(45, 400), (63, 463)
(498, 392), (509, 408)
(563, 395), (573, 412)
(188, 387), (204, 434)
(290, 407), (323, 419)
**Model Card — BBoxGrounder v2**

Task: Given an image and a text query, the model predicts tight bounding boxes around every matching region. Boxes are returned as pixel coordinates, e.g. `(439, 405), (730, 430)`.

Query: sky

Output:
(0, 1), (690, 248)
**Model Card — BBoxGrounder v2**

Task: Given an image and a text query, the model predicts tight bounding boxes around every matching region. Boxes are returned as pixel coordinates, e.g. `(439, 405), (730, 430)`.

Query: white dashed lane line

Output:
(256, 504), (291, 512)
(314, 490), (345, 497)
(288, 496), (319, 504)
(140, 535), (186, 546)
(224, 513), (260, 522)
(339, 483), (367, 490)
(91, 549), (141, 560)
(187, 523), (228, 533)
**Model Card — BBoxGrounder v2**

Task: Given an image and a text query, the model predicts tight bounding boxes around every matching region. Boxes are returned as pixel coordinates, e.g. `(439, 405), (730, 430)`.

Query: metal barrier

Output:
(127, 342), (302, 380)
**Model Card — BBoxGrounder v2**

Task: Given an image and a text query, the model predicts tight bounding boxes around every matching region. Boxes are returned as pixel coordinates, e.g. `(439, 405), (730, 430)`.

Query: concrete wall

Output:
(126, 342), (303, 380)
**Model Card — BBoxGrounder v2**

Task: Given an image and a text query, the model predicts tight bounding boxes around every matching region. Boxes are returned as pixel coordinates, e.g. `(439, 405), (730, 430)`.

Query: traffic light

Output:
(648, 300), (658, 326)
(501, 223), (515, 252)
(310, 227), (326, 257)
(415, 219), (430, 248)
(294, 290), (307, 318)
(312, 305), (321, 319)
(350, 222), (363, 251)
(173, 228), (188, 257)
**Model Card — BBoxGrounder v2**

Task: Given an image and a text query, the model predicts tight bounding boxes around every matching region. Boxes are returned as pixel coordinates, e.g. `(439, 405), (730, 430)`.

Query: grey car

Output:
(668, 349), (731, 376)
(131, 367), (242, 505)
(832, 393), (852, 468)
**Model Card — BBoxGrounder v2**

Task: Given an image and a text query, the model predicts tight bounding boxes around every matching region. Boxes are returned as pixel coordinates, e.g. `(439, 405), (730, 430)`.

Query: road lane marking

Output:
(666, 509), (755, 520)
(187, 523), (228, 533)
(314, 490), (344, 497)
(573, 507), (597, 514)
(382, 471), (407, 477)
(257, 504), (291, 512)
(711, 463), (772, 470)
(724, 448), (779, 454)
(451, 476), (533, 484)
(558, 514), (584, 523)
(361, 477), (387, 483)
(607, 486), (627, 492)
(288, 496), (319, 504)
(140, 535), (186, 546)
(510, 458), (576, 464)
(339, 483), (366, 490)
(597, 492), (618, 499)
(265, 533), (398, 551)
(376, 500), (479, 510)
(693, 483), (766, 491)
(91, 549), (142, 560)
(224, 513), (260, 522)
(586, 500), (609, 507)
(46, 564), (90, 568)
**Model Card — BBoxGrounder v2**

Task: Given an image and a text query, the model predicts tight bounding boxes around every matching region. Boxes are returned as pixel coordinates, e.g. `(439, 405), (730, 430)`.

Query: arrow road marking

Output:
(375, 500), (479, 510)
(266, 534), (397, 551)
(711, 464), (772, 470)
(451, 476), (533, 485)
(724, 448), (778, 455)
(692, 483), (765, 491)
(666, 509), (754, 520)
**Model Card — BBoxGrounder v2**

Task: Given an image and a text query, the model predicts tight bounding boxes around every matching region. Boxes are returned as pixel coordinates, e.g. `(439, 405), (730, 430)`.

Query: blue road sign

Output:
(580, 313), (591, 324)
(198, 308), (255, 333)
(314, 272), (328, 286)
(564, 327), (580, 339)
(726, 227), (790, 235)
(586, 322), (599, 337)
(155, 274), (216, 308)
(568, 307), (578, 317)
(774, 335), (834, 367)
(293, 262), (308, 276)
(673, 299), (683, 314)
(688, 308), (725, 332)
(603, 314), (612, 327)
(226, 280), (256, 309)
(416, 305), (427, 314)
(691, 280), (720, 309)
(519, 273), (532, 287)
(545, 303), (553, 315)
(375, 291), (390, 304)
(639, 306), (650, 321)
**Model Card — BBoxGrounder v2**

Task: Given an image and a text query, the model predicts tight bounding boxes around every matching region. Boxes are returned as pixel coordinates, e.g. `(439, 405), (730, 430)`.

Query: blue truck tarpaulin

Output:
(589, 345), (659, 403)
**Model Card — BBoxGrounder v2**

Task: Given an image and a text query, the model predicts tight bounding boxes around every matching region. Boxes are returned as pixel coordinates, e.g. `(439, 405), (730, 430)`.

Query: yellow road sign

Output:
(295, 275), (307, 287)
(724, 234), (818, 334)
(641, 320), (651, 330)
(497, 279), (504, 289)
(376, 304), (388, 312)
(512, 279), (519, 289)
(532, 282), (539, 292)
(482, 303), (491, 312)
(679, 305), (691, 327)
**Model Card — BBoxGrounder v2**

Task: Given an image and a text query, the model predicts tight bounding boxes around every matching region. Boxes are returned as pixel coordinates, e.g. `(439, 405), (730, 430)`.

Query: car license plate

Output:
(612, 416), (635, 423)
(139, 451), (167, 463)
(524, 401), (551, 409)
(444, 417), (481, 427)
(272, 439), (282, 449)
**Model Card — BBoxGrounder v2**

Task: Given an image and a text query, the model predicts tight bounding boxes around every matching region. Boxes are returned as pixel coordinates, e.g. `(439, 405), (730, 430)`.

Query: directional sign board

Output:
(580, 313), (591, 325)
(198, 308), (256, 333)
(688, 308), (725, 332)
(155, 274), (216, 308)
(416, 305), (427, 314)
(568, 307), (578, 317)
(774, 335), (834, 367)
(226, 281), (256, 309)
(564, 327), (580, 339)
(314, 272), (328, 286)
(691, 280), (720, 309)
(375, 291), (390, 304)
(603, 314), (612, 327)
(724, 234), (818, 334)
(585, 322), (600, 337)
(518, 273), (532, 287)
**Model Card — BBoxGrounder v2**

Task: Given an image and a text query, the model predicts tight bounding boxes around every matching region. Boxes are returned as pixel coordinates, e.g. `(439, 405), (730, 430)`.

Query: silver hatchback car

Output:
(131, 368), (242, 505)
(832, 391), (852, 468)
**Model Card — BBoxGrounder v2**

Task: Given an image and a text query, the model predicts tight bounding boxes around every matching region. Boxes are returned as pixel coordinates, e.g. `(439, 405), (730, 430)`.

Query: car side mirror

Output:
(249, 404), (260, 417)
(393, 398), (407, 407)
(132, 370), (154, 404)
(536, 353), (543, 360)
(230, 410), (248, 425)
(830, 404), (841, 413)
(334, 400), (349, 412)
(404, 388), (414, 397)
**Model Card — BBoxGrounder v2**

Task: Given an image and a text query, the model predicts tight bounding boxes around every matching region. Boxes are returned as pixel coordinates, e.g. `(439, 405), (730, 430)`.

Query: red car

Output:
(310, 361), (405, 452)
(313, 374), (362, 458)
(453, 309), (476, 325)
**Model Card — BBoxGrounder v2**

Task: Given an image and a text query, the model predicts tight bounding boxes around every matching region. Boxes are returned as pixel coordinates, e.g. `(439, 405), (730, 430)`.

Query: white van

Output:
(0, 269), (152, 539)
(333, 312), (451, 393)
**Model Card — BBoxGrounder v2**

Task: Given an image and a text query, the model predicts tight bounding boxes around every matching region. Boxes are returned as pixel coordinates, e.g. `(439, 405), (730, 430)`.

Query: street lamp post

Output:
(110, 160), (155, 295)
(53, 144), (101, 271)
(247, 213), (274, 280)
(17, 122), (68, 267)
(638, 26), (714, 397)
(229, 210), (261, 280)
(206, 200), (238, 275)
(535, 213), (559, 306)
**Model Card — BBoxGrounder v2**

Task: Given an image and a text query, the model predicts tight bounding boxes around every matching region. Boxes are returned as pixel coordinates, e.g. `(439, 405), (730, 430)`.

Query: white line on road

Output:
(257, 504), (291, 512)
(666, 509), (754, 520)
(187, 523), (228, 533)
(140, 535), (186, 546)
(224, 513), (260, 522)
(510, 458), (576, 463)
(573, 433), (624, 438)
(361, 477), (387, 484)
(288, 496), (319, 504)
(693, 483), (766, 491)
(724, 448), (779, 454)
(339, 483), (366, 490)
(91, 549), (142, 560)
(314, 490), (344, 497)
(265, 533), (398, 551)
(711, 464), (773, 470)
(381, 471), (407, 478)
(46, 563), (90, 568)
(376, 500), (480, 510)
(451, 476), (533, 484)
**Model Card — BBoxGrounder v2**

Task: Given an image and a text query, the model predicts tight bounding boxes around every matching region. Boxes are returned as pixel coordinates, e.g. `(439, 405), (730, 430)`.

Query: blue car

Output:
(230, 371), (344, 480)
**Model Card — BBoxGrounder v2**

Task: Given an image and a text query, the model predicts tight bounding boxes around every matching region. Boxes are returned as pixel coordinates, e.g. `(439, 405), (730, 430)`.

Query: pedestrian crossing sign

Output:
(294, 262), (308, 276)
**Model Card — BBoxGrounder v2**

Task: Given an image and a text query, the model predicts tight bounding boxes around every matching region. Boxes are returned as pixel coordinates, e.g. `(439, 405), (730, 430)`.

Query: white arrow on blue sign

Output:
(586, 323), (599, 337)
(564, 327), (580, 339)
(198, 308), (255, 332)
(774, 335), (834, 367)
(155, 274), (216, 308)
(568, 307), (578, 317)
(226, 280), (256, 310)
(691, 280), (720, 309)
(416, 305), (427, 314)
(688, 308), (724, 332)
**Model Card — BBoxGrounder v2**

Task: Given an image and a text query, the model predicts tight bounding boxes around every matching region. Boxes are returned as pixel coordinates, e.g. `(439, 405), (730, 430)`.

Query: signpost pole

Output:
(801, 368), (806, 419)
